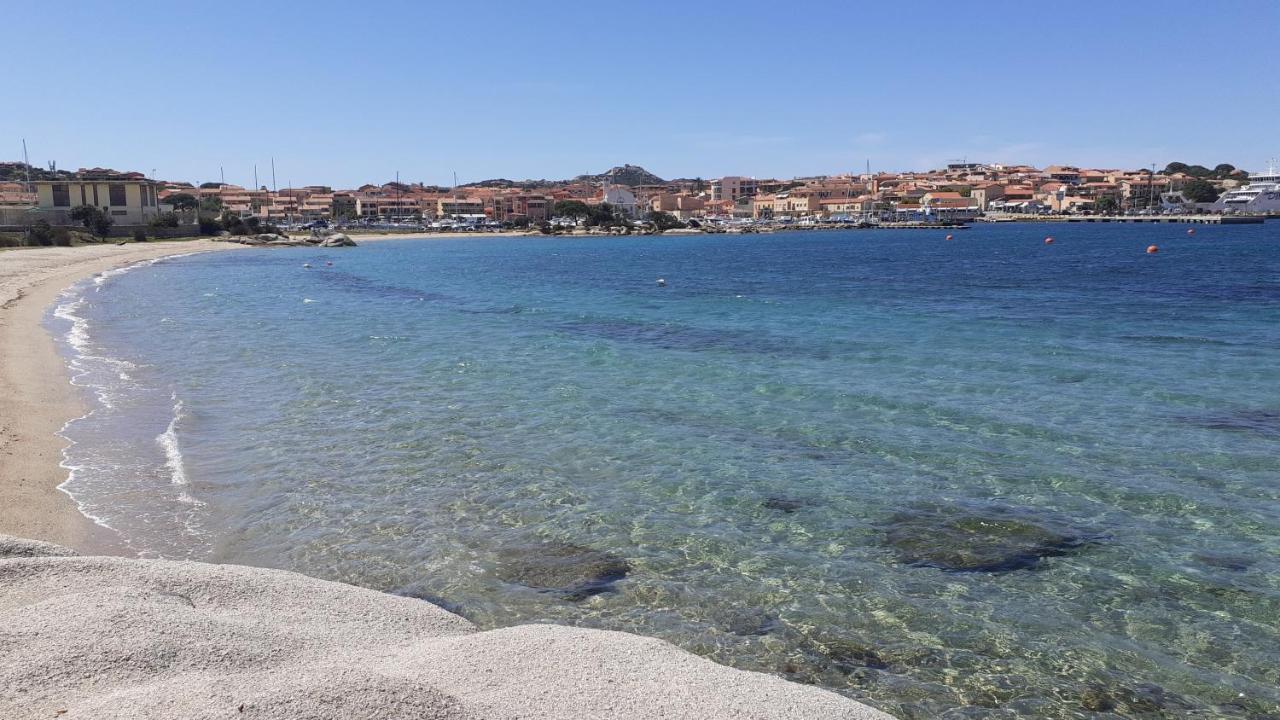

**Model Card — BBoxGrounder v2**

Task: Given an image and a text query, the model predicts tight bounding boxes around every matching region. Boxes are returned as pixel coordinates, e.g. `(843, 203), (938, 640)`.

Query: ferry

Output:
(1216, 162), (1280, 214)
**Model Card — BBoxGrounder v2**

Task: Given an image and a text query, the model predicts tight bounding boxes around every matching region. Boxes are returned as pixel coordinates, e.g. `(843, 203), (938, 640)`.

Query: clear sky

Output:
(5, 0), (1276, 187)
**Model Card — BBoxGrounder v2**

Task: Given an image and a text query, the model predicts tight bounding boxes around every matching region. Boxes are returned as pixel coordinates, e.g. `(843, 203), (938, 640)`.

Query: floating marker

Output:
(325, 261), (333, 266)
(1044, 237), (1054, 244)
(303, 263), (312, 268)
(945, 234), (953, 241)
(1147, 245), (1159, 254)
(1187, 228), (1196, 235)
(656, 278), (667, 287)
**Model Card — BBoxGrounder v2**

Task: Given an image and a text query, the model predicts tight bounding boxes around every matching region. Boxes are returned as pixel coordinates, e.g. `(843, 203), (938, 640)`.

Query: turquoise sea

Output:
(50, 223), (1280, 718)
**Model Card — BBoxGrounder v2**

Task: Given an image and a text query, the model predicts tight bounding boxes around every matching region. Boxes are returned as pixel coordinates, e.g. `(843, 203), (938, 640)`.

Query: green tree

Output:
(646, 211), (684, 232)
(1212, 163), (1237, 178)
(199, 196), (224, 213)
(553, 200), (592, 218)
(1094, 196), (1119, 214)
(197, 215), (223, 235)
(165, 192), (198, 211)
(586, 202), (622, 227)
(70, 205), (114, 237)
(1182, 178), (1220, 203)
(1163, 162), (1189, 175)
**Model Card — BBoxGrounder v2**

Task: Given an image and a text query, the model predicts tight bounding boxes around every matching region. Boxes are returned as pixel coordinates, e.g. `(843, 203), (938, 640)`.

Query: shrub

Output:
(51, 227), (72, 246)
(149, 212), (180, 229)
(69, 205), (114, 237)
(197, 215), (223, 235)
(26, 220), (55, 246)
(133, 229), (148, 242)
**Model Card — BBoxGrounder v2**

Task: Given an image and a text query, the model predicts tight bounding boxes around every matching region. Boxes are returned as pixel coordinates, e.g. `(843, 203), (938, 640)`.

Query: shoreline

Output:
(0, 240), (239, 552)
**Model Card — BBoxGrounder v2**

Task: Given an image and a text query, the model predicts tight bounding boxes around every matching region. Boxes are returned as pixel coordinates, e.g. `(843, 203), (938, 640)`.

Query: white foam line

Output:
(51, 253), (205, 534)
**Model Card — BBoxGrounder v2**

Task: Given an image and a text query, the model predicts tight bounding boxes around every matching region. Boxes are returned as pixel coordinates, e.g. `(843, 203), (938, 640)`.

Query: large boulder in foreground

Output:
(882, 504), (1095, 573)
(0, 534), (77, 559)
(0, 545), (890, 719)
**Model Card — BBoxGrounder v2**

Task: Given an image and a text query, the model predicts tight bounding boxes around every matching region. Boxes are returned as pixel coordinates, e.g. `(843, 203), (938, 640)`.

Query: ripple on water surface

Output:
(51, 225), (1280, 718)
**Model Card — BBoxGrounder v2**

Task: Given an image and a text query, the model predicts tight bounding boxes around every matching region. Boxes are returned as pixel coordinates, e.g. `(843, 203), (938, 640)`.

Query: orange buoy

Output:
(1187, 228), (1195, 235)
(945, 234), (953, 241)
(1146, 244), (1159, 254)
(1044, 237), (1054, 244)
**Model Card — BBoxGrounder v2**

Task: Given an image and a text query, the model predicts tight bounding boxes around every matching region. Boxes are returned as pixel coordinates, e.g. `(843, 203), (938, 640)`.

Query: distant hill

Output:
(0, 162), (72, 183)
(460, 178), (559, 190)
(461, 165), (668, 190)
(574, 164), (666, 187)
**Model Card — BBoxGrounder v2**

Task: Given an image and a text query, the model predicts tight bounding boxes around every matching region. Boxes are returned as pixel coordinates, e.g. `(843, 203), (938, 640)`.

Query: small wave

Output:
(156, 394), (202, 506)
(157, 396), (188, 487)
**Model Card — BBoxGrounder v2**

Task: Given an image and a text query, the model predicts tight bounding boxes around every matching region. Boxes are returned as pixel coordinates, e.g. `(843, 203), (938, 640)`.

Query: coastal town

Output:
(0, 159), (1271, 241)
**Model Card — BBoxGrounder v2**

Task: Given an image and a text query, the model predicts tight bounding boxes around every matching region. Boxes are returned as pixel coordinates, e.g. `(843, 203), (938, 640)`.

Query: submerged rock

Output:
(724, 608), (781, 637)
(495, 541), (629, 601)
(817, 639), (889, 672)
(1080, 686), (1117, 712)
(762, 496), (806, 514)
(1177, 409), (1280, 438)
(882, 503), (1095, 573)
(1193, 551), (1256, 572)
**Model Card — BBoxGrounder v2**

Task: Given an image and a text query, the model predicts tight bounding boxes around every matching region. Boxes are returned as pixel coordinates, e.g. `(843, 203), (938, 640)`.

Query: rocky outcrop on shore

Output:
(0, 535), (891, 719)
(216, 229), (357, 248)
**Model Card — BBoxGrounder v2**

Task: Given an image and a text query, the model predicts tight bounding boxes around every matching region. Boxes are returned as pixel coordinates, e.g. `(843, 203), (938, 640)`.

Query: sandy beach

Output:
(0, 240), (238, 550)
(0, 241), (893, 719)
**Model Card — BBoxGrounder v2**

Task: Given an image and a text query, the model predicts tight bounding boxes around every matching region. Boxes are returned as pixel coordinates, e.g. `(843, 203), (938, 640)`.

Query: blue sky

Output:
(5, 0), (1275, 187)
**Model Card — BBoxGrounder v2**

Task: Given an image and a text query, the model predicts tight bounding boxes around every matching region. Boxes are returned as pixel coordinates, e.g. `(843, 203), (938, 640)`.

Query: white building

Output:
(602, 185), (639, 217)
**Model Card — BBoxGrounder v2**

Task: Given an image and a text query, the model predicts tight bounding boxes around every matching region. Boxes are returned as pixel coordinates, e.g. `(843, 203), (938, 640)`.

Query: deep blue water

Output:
(51, 223), (1280, 718)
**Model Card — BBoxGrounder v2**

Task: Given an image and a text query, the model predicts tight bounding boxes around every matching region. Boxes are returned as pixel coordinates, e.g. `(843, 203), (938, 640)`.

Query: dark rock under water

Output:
(1176, 408), (1280, 438)
(724, 608), (781, 636)
(762, 496), (806, 514)
(881, 503), (1097, 573)
(494, 541), (630, 601)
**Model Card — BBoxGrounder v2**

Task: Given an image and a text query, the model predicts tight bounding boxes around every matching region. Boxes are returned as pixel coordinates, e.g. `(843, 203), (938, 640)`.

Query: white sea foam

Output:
(157, 396), (188, 487)
(156, 394), (202, 508)
(51, 253), (208, 540)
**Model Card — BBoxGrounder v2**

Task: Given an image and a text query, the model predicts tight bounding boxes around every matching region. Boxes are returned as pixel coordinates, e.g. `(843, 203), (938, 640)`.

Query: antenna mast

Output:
(21, 139), (31, 191)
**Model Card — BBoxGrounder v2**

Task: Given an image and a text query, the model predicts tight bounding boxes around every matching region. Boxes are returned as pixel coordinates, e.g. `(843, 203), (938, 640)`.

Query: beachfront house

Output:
(33, 170), (163, 226)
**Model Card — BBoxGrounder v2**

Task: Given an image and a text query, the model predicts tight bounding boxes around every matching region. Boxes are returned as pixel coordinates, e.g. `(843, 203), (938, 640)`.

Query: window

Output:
(51, 184), (70, 207)
(109, 185), (127, 206)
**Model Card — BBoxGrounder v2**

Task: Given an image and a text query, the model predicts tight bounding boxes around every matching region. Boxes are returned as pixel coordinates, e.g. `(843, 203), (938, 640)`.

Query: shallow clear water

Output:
(51, 224), (1280, 718)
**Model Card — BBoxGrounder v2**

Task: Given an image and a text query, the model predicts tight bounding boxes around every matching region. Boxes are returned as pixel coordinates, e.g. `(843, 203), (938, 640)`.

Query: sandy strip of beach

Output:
(0, 240), (238, 551)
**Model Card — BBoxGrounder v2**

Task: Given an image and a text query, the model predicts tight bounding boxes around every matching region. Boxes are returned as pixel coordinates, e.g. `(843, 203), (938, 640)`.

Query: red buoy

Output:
(1187, 228), (1196, 235)
(945, 234), (953, 241)
(1147, 244), (1159, 254)
(1044, 237), (1054, 244)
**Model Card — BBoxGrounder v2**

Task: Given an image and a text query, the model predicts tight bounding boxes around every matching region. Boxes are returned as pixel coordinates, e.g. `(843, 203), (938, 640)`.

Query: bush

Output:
(197, 215), (223, 235)
(149, 212), (180, 229)
(69, 205), (114, 237)
(51, 227), (72, 246)
(27, 220), (55, 246)
(133, 229), (148, 242)
(647, 211), (685, 232)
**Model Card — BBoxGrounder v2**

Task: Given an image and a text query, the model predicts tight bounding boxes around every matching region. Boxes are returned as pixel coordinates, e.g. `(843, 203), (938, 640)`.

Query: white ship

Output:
(1216, 162), (1280, 214)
